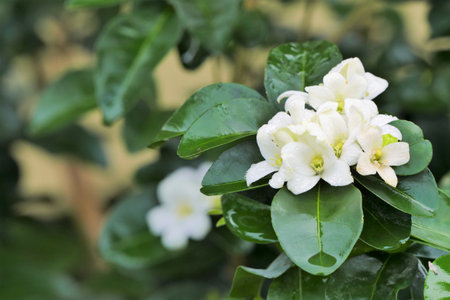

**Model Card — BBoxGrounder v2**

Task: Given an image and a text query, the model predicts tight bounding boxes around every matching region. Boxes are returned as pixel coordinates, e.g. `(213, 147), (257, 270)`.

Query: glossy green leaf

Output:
(221, 193), (277, 244)
(424, 254), (450, 300)
(355, 168), (439, 217)
(326, 253), (418, 300)
(30, 125), (107, 167)
(155, 83), (265, 145)
(412, 190), (450, 251)
(66, 0), (126, 9)
(360, 192), (411, 251)
(229, 253), (292, 298)
(177, 98), (276, 159)
(201, 141), (267, 195)
(264, 40), (342, 103)
(167, 0), (241, 53)
(96, 10), (181, 124)
(271, 184), (363, 276)
(398, 260), (427, 300)
(407, 243), (449, 260)
(30, 69), (97, 136)
(391, 120), (433, 176)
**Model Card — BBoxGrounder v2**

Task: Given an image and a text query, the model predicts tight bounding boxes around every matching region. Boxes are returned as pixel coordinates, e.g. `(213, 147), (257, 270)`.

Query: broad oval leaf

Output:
(177, 98), (276, 159)
(325, 253), (418, 300)
(155, 83), (265, 145)
(221, 193), (277, 244)
(424, 254), (450, 300)
(201, 141), (267, 195)
(30, 69), (97, 136)
(229, 253), (292, 298)
(360, 192), (411, 251)
(264, 40), (342, 103)
(271, 184), (363, 276)
(66, 0), (126, 9)
(355, 168), (439, 217)
(96, 10), (181, 124)
(412, 190), (450, 251)
(167, 0), (241, 53)
(392, 120), (433, 176)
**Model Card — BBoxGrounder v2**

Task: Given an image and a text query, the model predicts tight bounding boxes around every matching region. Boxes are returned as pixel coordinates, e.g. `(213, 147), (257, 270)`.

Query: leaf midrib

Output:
(369, 255), (391, 300)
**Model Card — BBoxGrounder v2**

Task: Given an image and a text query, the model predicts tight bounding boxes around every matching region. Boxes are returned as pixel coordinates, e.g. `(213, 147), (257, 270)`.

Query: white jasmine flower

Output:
(277, 91), (314, 124)
(280, 133), (353, 195)
(305, 58), (388, 112)
(146, 163), (216, 250)
(356, 127), (410, 187)
(246, 112), (304, 189)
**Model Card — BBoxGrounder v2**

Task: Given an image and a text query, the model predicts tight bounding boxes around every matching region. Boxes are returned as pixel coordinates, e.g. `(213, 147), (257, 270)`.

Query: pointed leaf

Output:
(155, 83), (265, 145)
(96, 10), (181, 124)
(177, 98), (276, 158)
(355, 168), (439, 217)
(264, 40), (342, 104)
(271, 184), (363, 276)
(221, 193), (277, 244)
(424, 254), (450, 300)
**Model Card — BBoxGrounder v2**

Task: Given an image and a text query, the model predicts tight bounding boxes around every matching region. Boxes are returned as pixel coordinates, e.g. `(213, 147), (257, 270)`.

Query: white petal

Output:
(281, 142), (316, 176)
(321, 160), (353, 186)
(277, 90), (308, 103)
(268, 111), (293, 126)
(330, 57), (364, 77)
(370, 114), (398, 127)
(377, 165), (398, 187)
(285, 97), (306, 124)
(340, 142), (362, 166)
(256, 125), (280, 161)
(316, 101), (339, 115)
(318, 110), (347, 144)
(269, 171), (285, 189)
(161, 227), (189, 250)
(246, 161), (278, 186)
(147, 206), (174, 235)
(157, 168), (196, 204)
(184, 214), (211, 240)
(286, 174), (320, 195)
(356, 153), (377, 176)
(323, 72), (346, 95)
(305, 86), (335, 110)
(364, 72), (388, 100)
(357, 126), (383, 153)
(381, 142), (410, 166)
(344, 74), (368, 99)
(382, 124), (402, 140)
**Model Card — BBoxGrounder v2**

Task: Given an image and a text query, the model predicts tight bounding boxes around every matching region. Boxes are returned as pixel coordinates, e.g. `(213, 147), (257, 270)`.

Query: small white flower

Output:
(146, 163), (216, 250)
(281, 133), (353, 195)
(246, 112), (304, 189)
(356, 127), (410, 187)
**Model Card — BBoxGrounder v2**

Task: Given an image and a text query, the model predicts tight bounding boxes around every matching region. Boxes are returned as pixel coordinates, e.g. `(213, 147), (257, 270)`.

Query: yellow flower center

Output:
(270, 154), (283, 167)
(335, 94), (345, 112)
(176, 202), (193, 218)
(310, 155), (324, 174)
(333, 140), (345, 158)
(371, 149), (383, 164)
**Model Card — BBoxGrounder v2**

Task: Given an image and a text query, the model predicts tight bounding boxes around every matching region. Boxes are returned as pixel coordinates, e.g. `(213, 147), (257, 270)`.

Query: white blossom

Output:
(146, 163), (217, 250)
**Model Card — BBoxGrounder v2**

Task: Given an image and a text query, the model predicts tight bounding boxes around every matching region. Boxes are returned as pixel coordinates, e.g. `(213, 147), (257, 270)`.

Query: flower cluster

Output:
(146, 163), (219, 250)
(246, 58), (410, 195)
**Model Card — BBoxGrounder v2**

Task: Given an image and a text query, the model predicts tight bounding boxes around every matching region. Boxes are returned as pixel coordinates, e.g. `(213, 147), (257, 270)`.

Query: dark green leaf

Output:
(355, 169), (439, 217)
(391, 120), (433, 176)
(271, 184), (363, 276)
(154, 83), (265, 145)
(96, 10), (181, 124)
(201, 141), (267, 195)
(360, 192), (411, 251)
(407, 243), (449, 260)
(412, 190), (450, 251)
(326, 253), (418, 300)
(177, 98), (276, 158)
(30, 69), (97, 136)
(177, 31), (209, 70)
(66, 0), (126, 9)
(234, 10), (270, 48)
(221, 193), (277, 244)
(167, 0), (241, 53)
(264, 40), (342, 104)
(31, 125), (107, 167)
(398, 260), (427, 300)
(424, 254), (450, 300)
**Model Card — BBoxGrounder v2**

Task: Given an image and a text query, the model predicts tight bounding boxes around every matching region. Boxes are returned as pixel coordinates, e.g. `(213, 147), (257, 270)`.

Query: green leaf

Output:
(391, 120), (433, 176)
(355, 168), (439, 217)
(412, 190), (450, 251)
(229, 253), (292, 298)
(65, 0), (126, 9)
(271, 184), (363, 276)
(221, 193), (277, 244)
(177, 98), (276, 159)
(154, 83), (265, 145)
(167, 0), (241, 53)
(201, 141), (267, 195)
(96, 9), (181, 124)
(30, 125), (107, 167)
(325, 253), (418, 299)
(398, 260), (427, 300)
(264, 40), (342, 104)
(30, 69), (97, 136)
(122, 101), (173, 152)
(360, 192), (411, 251)
(407, 243), (449, 260)
(424, 254), (450, 300)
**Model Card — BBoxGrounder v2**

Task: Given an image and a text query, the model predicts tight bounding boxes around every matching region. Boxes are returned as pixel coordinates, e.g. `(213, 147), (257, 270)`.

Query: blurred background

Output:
(0, 0), (449, 299)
